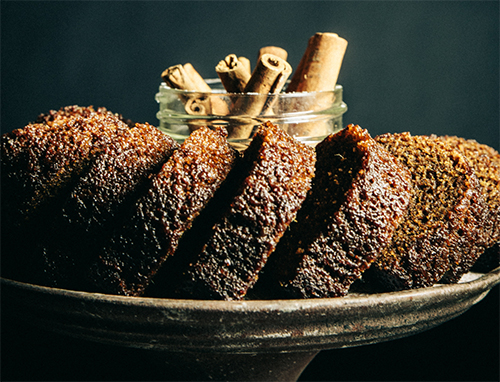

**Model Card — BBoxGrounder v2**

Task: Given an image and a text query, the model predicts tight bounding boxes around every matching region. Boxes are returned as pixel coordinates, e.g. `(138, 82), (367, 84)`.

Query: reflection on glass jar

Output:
(155, 79), (347, 149)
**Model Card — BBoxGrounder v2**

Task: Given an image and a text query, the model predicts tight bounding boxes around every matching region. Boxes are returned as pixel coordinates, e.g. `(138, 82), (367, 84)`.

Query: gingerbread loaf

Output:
(163, 121), (316, 300)
(90, 126), (239, 296)
(1, 106), (132, 282)
(434, 135), (500, 274)
(435, 135), (500, 246)
(32, 122), (178, 289)
(1, 110), (127, 225)
(368, 132), (489, 290)
(255, 124), (413, 298)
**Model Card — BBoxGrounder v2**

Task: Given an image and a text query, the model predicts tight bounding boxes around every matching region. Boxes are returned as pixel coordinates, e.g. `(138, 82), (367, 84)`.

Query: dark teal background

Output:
(1, 1), (499, 381)
(1, 1), (499, 150)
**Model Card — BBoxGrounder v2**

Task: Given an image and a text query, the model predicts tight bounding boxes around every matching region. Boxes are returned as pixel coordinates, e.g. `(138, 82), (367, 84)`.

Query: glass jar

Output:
(155, 79), (347, 149)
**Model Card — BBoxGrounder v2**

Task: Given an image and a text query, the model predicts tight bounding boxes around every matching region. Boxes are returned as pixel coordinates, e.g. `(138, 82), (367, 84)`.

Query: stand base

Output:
(159, 351), (320, 381)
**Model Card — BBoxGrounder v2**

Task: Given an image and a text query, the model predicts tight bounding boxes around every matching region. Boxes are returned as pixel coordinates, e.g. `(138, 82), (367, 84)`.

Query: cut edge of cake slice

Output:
(90, 126), (239, 296)
(165, 121), (317, 301)
(255, 124), (413, 299)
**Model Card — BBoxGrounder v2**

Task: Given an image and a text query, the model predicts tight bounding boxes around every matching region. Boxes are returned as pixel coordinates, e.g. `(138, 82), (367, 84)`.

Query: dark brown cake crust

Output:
(1, 106), (129, 226)
(371, 133), (489, 289)
(172, 121), (316, 301)
(33, 122), (178, 290)
(90, 126), (239, 296)
(1, 107), (132, 283)
(36, 104), (136, 128)
(257, 124), (413, 298)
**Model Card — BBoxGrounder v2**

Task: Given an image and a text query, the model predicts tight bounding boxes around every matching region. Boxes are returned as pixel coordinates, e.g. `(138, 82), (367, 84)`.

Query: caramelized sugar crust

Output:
(92, 126), (238, 296)
(259, 124), (413, 298)
(175, 121), (316, 300)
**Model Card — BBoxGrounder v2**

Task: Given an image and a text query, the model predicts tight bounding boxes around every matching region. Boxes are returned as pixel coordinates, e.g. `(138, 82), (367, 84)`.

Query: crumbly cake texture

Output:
(434, 135), (500, 247)
(168, 121), (316, 301)
(1, 106), (129, 226)
(1, 106), (131, 283)
(89, 126), (239, 296)
(34, 122), (178, 290)
(434, 135), (500, 275)
(36, 104), (136, 128)
(255, 124), (413, 299)
(370, 133), (489, 290)
(62, 122), (177, 237)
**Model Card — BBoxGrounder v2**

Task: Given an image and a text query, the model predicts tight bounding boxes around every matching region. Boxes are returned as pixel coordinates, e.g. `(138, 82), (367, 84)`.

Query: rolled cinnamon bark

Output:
(257, 46), (288, 62)
(215, 54), (252, 93)
(184, 96), (211, 115)
(183, 63), (212, 92)
(287, 32), (347, 92)
(228, 53), (292, 139)
(238, 56), (252, 76)
(162, 64), (197, 91)
(242, 54), (291, 105)
(161, 63), (228, 118)
(183, 63), (229, 116)
(286, 32), (347, 137)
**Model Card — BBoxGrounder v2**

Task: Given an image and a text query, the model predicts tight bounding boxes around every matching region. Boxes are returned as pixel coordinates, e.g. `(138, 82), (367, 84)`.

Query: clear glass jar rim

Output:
(159, 79), (343, 97)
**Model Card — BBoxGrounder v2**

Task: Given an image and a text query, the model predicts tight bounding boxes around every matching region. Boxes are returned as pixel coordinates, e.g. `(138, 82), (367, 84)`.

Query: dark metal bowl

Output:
(2, 268), (499, 381)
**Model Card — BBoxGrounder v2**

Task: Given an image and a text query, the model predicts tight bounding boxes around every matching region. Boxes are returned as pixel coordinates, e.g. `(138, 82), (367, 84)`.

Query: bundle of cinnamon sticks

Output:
(161, 32), (348, 139)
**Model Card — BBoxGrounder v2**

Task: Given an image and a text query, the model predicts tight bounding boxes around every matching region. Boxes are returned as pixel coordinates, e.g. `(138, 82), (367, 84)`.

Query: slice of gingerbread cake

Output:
(434, 135), (500, 275)
(163, 121), (316, 301)
(1, 106), (130, 227)
(61, 122), (178, 238)
(89, 126), (239, 296)
(367, 132), (489, 290)
(254, 124), (413, 299)
(1, 107), (132, 282)
(31, 122), (178, 289)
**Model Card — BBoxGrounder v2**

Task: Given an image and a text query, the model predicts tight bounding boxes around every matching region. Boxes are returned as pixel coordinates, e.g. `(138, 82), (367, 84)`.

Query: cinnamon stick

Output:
(184, 96), (211, 115)
(257, 46), (288, 62)
(287, 32), (347, 92)
(238, 56), (251, 76)
(243, 54), (291, 104)
(161, 63), (228, 117)
(228, 53), (292, 139)
(285, 33), (347, 137)
(183, 63), (229, 116)
(215, 54), (252, 93)
(183, 63), (212, 92)
(161, 64), (197, 91)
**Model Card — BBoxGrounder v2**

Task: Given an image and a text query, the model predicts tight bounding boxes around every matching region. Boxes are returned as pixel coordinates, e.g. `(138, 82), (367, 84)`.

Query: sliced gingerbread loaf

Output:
(89, 126), (239, 296)
(368, 132), (489, 290)
(1, 106), (130, 227)
(163, 121), (316, 301)
(435, 136), (500, 246)
(32, 122), (179, 289)
(61, 122), (178, 238)
(434, 135), (500, 274)
(36, 104), (136, 128)
(254, 124), (413, 299)
(1, 107), (132, 282)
